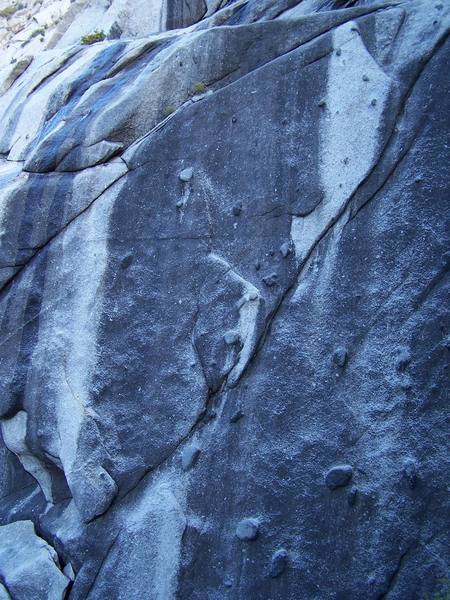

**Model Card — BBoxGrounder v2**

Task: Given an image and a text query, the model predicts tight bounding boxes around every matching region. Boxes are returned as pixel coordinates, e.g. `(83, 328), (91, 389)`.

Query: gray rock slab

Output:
(0, 520), (69, 600)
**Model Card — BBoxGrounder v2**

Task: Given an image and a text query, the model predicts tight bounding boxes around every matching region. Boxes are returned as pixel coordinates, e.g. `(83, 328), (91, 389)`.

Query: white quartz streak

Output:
(122, 472), (187, 600)
(291, 21), (391, 270)
(29, 177), (125, 497)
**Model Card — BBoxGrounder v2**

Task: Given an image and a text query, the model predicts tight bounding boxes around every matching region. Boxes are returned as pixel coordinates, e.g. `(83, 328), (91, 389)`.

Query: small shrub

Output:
(80, 30), (106, 45)
(191, 81), (207, 95)
(31, 27), (45, 38)
(163, 105), (176, 117)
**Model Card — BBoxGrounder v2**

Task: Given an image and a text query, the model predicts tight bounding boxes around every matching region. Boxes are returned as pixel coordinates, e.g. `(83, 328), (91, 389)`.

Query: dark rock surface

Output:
(325, 465), (353, 490)
(0, 0), (449, 598)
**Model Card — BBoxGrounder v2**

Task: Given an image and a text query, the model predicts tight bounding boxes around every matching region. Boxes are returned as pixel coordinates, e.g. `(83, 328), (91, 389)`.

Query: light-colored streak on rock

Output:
(1, 411), (54, 502)
(0, 161), (126, 292)
(123, 474), (187, 600)
(194, 253), (265, 390)
(144, 480), (186, 600)
(291, 21), (391, 276)
(59, 160), (128, 219)
(60, 185), (120, 475)
(228, 283), (263, 388)
(0, 582), (10, 600)
(29, 176), (125, 506)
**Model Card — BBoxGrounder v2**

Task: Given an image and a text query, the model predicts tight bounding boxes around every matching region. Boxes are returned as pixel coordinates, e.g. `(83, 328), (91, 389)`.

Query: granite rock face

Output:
(0, 0), (449, 598)
(0, 520), (70, 599)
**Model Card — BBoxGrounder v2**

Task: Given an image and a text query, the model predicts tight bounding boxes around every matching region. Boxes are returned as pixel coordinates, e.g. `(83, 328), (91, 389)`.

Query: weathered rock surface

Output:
(325, 464), (353, 490)
(0, 520), (70, 599)
(236, 517), (260, 541)
(268, 548), (289, 578)
(0, 0), (449, 598)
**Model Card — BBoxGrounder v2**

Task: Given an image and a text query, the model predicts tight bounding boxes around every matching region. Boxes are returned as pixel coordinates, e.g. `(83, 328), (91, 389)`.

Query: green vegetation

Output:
(31, 27), (46, 38)
(191, 81), (207, 95)
(80, 30), (106, 45)
(163, 105), (176, 117)
(0, 3), (24, 18)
